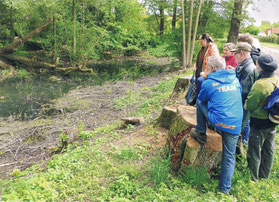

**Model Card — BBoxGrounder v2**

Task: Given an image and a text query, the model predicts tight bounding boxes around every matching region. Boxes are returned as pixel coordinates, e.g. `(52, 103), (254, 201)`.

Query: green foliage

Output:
(259, 36), (279, 45)
(150, 151), (171, 186)
(179, 167), (209, 187)
(241, 25), (260, 35)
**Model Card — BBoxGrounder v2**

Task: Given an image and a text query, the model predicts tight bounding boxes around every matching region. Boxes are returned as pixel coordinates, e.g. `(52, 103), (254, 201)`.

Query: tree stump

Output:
(158, 104), (222, 172)
(170, 75), (192, 98)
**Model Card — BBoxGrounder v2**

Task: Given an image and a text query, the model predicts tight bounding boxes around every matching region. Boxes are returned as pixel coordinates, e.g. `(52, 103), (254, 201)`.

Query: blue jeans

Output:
(219, 131), (239, 193)
(196, 100), (239, 193)
(196, 100), (208, 133)
(241, 109), (250, 144)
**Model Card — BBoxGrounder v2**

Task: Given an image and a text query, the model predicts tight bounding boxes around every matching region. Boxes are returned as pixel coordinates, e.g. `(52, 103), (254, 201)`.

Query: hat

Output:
(230, 42), (252, 52)
(257, 54), (278, 72)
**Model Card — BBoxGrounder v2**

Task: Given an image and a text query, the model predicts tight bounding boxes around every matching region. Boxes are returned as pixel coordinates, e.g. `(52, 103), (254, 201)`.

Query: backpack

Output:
(264, 78), (279, 124)
(185, 73), (197, 106)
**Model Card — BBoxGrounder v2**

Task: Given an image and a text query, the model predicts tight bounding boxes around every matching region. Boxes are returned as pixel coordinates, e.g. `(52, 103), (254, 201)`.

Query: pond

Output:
(0, 58), (177, 120)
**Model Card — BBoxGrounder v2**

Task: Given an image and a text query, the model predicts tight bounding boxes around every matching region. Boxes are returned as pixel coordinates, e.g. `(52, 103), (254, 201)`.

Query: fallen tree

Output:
(0, 17), (92, 74)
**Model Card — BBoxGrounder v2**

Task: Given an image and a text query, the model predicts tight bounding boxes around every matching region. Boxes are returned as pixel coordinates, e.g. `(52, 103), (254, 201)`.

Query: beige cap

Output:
(230, 42), (252, 52)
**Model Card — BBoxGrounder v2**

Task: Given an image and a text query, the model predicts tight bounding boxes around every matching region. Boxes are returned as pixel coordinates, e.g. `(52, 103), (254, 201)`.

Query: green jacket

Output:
(244, 75), (279, 119)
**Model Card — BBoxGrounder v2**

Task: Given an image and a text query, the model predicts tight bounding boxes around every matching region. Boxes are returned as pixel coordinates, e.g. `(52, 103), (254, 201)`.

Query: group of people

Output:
(190, 33), (278, 194)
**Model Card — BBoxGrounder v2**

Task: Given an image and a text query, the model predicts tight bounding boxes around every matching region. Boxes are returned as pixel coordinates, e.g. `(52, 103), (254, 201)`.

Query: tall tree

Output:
(227, 0), (244, 44)
(182, 0), (186, 70)
(186, 0), (194, 68)
(72, 0), (76, 55)
(159, 2), (165, 35)
(190, 0), (203, 66)
(172, 0), (178, 31)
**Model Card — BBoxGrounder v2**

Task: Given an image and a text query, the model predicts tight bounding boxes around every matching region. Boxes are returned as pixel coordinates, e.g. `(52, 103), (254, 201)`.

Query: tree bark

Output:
(227, 0), (243, 44)
(72, 0), (77, 55)
(53, 9), (57, 62)
(190, 0), (203, 66)
(0, 17), (53, 55)
(186, 0), (194, 68)
(159, 5), (164, 35)
(182, 0), (186, 71)
(172, 0), (178, 31)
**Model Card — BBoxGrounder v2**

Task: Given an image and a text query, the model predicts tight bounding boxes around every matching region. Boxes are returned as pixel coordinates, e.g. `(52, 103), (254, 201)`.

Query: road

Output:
(260, 45), (279, 75)
(254, 37), (279, 75)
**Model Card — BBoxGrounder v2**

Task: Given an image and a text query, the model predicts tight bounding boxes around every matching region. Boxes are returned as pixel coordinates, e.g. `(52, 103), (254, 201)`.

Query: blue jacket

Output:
(198, 70), (243, 134)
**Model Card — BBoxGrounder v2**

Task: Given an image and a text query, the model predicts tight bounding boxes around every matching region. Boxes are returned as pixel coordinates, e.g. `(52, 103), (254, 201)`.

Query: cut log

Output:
(170, 75), (192, 98)
(159, 104), (223, 172)
(121, 117), (144, 125)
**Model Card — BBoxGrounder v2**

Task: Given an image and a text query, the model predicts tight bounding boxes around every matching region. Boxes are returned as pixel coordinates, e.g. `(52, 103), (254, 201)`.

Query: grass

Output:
(1, 70), (279, 201)
(260, 42), (279, 50)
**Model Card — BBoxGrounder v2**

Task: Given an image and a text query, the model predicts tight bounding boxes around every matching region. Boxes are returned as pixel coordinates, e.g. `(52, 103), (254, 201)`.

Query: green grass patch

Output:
(260, 42), (279, 50)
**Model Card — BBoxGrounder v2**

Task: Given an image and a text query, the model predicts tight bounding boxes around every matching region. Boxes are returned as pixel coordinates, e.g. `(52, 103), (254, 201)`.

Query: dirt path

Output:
(0, 68), (182, 179)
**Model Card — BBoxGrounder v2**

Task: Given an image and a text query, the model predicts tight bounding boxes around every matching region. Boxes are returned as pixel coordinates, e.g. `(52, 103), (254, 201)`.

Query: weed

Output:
(150, 151), (171, 187)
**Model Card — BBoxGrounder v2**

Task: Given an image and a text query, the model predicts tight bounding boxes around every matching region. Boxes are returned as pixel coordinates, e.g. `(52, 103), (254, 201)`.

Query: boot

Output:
(190, 128), (207, 145)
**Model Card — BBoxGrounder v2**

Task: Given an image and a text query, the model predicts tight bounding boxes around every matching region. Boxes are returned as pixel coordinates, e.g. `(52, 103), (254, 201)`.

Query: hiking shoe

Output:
(190, 128), (206, 145)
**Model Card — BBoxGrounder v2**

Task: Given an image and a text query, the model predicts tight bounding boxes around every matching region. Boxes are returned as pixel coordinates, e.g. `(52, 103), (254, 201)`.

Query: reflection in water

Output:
(0, 59), (175, 120)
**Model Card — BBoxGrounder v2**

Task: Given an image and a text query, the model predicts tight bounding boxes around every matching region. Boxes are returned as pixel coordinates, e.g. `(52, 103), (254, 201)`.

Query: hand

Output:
(226, 65), (234, 70)
(200, 71), (208, 79)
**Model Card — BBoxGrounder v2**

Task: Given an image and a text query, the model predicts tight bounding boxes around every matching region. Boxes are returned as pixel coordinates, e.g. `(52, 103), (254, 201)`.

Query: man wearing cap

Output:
(244, 54), (279, 181)
(231, 42), (258, 145)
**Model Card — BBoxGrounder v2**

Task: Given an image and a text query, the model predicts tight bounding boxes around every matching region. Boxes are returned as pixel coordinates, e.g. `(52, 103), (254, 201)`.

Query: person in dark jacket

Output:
(190, 56), (243, 194)
(230, 42), (258, 144)
(238, 34), (261, 65)
(244, 54), (279, 181)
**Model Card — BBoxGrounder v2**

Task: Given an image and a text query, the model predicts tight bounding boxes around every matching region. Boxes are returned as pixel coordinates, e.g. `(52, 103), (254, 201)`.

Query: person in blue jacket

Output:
(190, 55), (243, 194)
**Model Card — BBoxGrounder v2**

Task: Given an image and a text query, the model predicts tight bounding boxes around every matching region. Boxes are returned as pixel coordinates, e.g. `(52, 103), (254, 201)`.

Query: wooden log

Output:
(170, 75), (192, 98)
(161, 104), (222, 172)
(121, 117), (144, 125)
(3, 54), (56, 69)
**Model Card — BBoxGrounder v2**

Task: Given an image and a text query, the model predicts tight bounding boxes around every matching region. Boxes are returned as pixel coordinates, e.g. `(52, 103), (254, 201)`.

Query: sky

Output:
(248, 0), (279, 26)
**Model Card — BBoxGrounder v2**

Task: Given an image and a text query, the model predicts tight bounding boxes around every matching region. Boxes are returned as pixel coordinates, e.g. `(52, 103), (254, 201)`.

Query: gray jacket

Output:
(235, 57), (258, 105)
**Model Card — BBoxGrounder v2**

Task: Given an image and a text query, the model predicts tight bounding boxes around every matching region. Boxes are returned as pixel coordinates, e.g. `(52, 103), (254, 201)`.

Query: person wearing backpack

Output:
(244, 54), (279, 182)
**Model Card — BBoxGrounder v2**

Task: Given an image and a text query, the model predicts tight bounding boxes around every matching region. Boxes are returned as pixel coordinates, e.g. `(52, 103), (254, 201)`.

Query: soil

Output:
(0, 57), (184, 180)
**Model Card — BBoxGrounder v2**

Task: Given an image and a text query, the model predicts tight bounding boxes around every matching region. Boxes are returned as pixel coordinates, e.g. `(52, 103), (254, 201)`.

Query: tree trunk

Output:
(53, 9), (57, 62)
(0, 17), (53, 55)
(190, 0), (203, 66)
(186, 0), (194, 68)
(159, 5), (164, 35)
(227, 0), (243, 44)
(72, 0), (76, 55)
(172, 0), (178, 31)
(182, 0), (186, 71)
(9, 5), (15, 43)
(199, 0), (213, 33)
